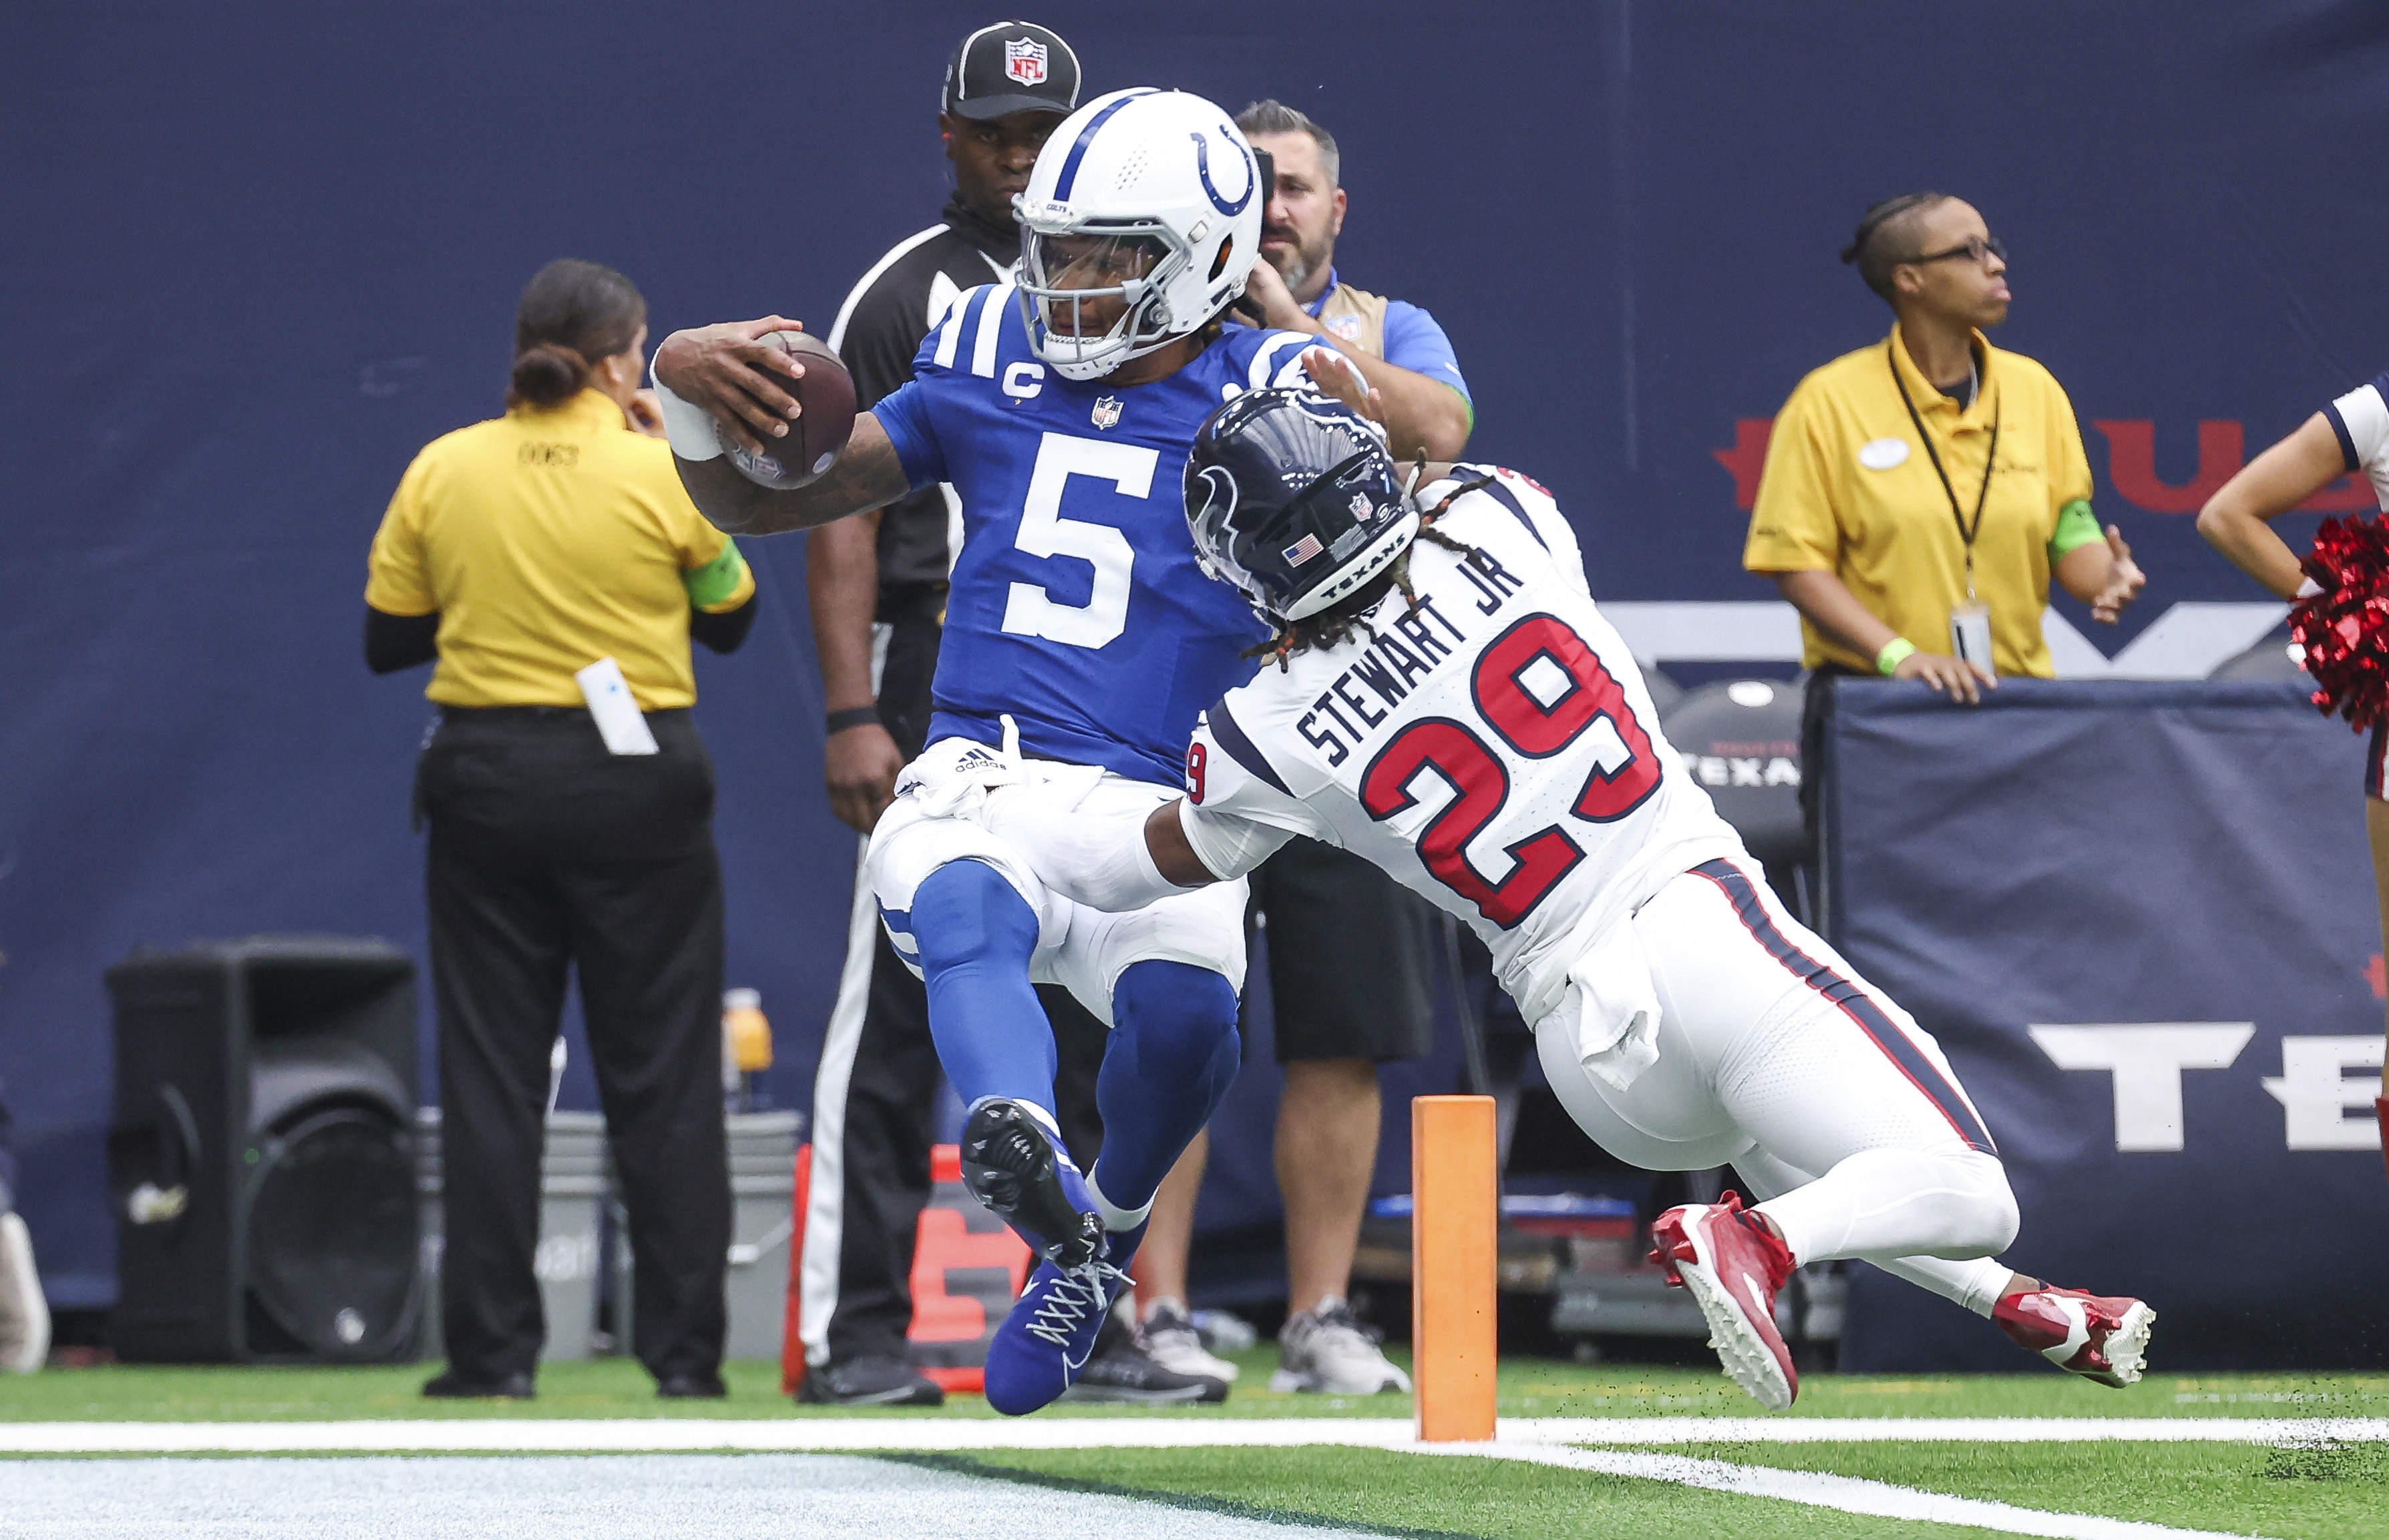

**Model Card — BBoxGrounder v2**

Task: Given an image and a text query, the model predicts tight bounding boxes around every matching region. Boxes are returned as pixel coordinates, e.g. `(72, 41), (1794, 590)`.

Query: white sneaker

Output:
(1139, 1298), (1240, 1382)
(0, 1213), (50, 1374)
(1270, 1296), (1410, 1394)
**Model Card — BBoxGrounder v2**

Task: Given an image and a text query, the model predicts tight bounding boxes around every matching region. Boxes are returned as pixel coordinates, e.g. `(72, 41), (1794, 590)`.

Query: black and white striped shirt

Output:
(827, 196), (1017, 600)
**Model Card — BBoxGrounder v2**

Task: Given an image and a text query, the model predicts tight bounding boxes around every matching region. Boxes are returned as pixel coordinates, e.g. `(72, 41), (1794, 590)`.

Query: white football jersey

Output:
(1179, 467), (1744, 1026)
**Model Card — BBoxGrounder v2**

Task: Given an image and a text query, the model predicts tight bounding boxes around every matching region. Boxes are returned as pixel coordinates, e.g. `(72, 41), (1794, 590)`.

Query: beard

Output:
(1266, 232), (1326, 298)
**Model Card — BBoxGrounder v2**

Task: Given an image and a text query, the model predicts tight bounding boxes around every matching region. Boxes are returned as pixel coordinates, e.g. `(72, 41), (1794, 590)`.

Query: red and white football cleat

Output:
(1993, 1285), (2155, 1387)
(1649, 1193), (1799, 1410)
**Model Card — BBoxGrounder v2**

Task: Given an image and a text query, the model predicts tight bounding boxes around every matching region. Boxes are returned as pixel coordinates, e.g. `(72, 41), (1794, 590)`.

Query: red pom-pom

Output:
(2290, 515), (2389, 733)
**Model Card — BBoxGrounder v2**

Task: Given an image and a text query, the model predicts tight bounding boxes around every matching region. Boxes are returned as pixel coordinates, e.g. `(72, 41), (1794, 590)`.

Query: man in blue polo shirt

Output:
(1228, 100), (1473, 462)
(1127, 98), (1475, 1398)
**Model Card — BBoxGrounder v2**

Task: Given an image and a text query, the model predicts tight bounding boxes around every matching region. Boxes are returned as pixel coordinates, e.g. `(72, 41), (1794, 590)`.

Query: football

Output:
(719, 329), (856, 490)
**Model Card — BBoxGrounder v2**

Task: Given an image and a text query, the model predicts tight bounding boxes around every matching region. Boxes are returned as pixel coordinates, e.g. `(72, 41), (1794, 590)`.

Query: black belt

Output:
(437, 705), (691, 723)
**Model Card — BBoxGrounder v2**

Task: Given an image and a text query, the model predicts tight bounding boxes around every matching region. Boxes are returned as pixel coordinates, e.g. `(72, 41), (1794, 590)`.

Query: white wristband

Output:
(649, 358), (723, 462)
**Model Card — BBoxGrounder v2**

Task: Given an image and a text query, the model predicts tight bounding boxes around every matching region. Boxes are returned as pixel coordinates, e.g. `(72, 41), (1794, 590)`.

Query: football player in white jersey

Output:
(920, 387), (2155, 1409)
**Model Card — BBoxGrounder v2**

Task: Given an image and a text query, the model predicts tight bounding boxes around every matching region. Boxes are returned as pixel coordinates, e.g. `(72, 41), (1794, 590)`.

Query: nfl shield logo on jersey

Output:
(1005, 38), (1049, 85)
(1091, 395), (1123, 429)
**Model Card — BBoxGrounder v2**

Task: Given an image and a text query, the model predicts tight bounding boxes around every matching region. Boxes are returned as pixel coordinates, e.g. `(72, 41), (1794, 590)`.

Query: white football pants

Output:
(866, 751), (1250, 1026)
(1538, 857), (2020, 1315)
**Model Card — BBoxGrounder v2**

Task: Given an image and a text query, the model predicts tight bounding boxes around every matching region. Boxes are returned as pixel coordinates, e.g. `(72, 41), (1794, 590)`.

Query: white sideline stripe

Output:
(1516, 1415), (2389, 1444)
(3, 1416), (2381, 1454)
(1449, 1442), (2259, 1540)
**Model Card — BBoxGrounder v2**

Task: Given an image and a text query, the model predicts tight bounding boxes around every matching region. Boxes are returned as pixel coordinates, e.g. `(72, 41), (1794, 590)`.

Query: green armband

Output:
(683, 539), (749, 610)
(2048, 499), (2104, 561)
(1876, 637), (1918, 676)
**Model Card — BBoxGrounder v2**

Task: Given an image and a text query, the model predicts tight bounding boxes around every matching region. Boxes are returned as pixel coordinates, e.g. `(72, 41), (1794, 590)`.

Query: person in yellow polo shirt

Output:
(1744, 192), (2146, 854)
(365, 258), (755, 1403)
(1748, 192), (2145, 697)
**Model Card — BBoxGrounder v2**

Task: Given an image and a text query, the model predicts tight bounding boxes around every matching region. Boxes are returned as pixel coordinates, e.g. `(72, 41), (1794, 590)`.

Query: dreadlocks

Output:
(1245, 467), (1498, 670)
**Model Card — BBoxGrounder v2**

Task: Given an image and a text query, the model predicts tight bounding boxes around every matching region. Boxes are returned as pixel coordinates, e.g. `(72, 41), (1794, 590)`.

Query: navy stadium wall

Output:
(1823, 681), (2389, 1368)
(3, 1), (2386, 1312)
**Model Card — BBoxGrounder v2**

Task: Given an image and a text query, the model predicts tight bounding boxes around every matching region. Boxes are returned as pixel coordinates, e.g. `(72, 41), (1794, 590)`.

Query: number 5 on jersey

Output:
(1000, 431), (1152, 649)
(1360, 614), (1659, 928)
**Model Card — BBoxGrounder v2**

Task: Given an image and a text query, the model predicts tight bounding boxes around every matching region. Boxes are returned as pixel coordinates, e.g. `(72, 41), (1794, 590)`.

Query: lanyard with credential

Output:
(1888, 341), (2000, 602)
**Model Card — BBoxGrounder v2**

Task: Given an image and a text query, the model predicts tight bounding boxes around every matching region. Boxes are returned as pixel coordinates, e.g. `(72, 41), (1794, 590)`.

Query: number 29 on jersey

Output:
(1360, 614), (1659, 929)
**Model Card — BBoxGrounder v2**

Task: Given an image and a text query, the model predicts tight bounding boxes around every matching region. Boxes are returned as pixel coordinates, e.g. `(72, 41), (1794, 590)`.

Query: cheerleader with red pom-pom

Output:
(2198, 379), (2389, 1185)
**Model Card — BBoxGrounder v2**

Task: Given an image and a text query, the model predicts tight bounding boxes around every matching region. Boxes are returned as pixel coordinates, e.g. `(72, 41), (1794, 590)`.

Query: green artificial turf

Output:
(2, 1350), (2383, 1426)
(7, 1352), (2388, 1537)
(934, 1437), (2389, 1540)
(1658, 1439), (2389, 1540)
(926, 1447), (2037, 1540)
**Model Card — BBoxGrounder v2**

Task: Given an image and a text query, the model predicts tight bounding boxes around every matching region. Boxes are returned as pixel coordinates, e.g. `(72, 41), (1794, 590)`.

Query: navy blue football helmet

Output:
(1183, 388), (1419, 624)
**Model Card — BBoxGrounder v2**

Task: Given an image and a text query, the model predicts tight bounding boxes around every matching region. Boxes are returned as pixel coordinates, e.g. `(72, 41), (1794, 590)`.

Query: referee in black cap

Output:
(793, 21), (1223, 1407)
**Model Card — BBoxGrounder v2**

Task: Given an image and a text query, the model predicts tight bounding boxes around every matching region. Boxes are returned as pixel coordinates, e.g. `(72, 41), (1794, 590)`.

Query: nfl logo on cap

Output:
(1005, 37), (1048, 85)
(946, 22), (1080, 120)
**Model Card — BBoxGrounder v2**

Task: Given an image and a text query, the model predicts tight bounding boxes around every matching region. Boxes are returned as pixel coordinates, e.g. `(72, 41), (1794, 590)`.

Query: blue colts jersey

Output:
(872, 284), (1318, 783)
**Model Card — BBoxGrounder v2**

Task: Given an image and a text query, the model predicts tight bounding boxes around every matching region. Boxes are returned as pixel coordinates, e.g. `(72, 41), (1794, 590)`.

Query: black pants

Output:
(1248, 836), (1439, 1065)
(807, 591), (1107, 1368)
(419, 706), (730, 1384)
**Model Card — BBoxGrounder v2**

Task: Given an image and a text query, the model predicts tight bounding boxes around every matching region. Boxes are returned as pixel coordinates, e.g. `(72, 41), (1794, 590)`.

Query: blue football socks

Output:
(909, 859), (1056, 1115)
(1087, 959), (1242, 1215)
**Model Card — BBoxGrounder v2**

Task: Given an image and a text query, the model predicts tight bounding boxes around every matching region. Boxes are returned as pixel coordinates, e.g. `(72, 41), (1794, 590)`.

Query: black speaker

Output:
(106, 936), (422, 1363)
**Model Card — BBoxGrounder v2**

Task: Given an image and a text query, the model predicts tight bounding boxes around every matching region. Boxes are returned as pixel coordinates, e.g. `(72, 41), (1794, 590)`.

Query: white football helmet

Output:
(1015, 88), (1265, 381)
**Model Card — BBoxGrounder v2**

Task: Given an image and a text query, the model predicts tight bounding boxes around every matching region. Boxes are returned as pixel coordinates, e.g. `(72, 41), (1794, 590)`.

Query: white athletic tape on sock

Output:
(1085, 1171), (1152, 1234)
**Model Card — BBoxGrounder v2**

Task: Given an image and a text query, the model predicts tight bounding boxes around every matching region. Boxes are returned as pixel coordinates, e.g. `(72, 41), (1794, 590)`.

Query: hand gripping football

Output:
(720, 331), (856, 490)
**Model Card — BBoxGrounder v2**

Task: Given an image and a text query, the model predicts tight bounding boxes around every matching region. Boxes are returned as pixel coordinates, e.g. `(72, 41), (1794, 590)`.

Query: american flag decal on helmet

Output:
(1283, 533), (1324, 566)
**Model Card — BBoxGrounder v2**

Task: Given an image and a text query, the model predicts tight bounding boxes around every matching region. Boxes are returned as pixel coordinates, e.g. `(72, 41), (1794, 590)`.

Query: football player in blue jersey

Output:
(651, 88), (1373, 1414)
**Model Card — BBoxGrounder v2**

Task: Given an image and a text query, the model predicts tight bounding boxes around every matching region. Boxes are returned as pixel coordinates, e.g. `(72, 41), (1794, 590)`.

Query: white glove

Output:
(897, 715), (1033, 819)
